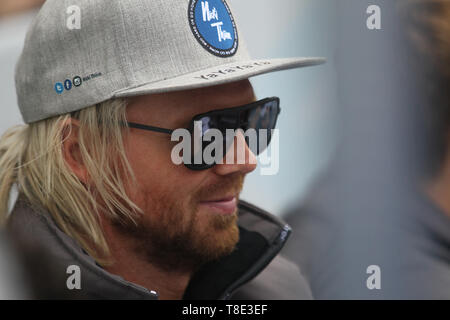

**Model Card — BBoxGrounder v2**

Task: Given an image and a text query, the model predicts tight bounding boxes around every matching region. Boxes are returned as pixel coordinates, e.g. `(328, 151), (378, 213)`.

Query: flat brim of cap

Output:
(113, 57), (325, 98)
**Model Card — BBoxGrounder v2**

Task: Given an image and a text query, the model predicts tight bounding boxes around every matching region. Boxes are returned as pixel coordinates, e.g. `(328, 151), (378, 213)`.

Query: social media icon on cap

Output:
(73, 76), (82, 87)
(64, 79), (72, 91)
(55, 82), (64, 94)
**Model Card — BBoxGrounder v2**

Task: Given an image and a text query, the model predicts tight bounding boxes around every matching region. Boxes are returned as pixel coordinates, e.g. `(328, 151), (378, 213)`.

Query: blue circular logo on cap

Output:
(188, 0), (238, 57)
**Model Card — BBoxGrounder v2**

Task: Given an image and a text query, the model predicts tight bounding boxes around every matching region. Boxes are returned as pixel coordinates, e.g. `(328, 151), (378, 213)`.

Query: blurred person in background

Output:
(283, 0), (450, 299)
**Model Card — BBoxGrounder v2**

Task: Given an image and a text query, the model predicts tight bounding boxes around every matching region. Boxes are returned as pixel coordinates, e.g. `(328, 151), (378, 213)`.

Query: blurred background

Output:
(233, 0), (338, 216)
(0, 0), (45, 131)
(2, 0), (450, 299)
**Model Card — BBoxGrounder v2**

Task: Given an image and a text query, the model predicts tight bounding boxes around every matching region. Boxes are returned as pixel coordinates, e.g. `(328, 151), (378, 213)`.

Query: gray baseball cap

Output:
(15, 0), (325, 124)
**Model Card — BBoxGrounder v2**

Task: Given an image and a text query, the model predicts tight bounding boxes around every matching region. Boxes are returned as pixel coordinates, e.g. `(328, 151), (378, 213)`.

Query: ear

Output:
(61, 118), (88, 183)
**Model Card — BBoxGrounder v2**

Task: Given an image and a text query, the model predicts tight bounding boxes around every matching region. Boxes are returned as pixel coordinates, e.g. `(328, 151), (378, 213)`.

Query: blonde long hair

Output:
(0, 99), (142, 264)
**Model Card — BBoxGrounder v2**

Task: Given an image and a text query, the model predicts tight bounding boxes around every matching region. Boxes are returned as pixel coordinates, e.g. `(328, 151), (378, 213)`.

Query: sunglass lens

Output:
(185, 98), (279, 170)
(247, 99), (279, 154)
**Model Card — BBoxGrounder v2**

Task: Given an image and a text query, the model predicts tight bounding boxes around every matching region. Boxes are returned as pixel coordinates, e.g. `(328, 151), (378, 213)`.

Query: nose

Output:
(213, 130), (257, 176)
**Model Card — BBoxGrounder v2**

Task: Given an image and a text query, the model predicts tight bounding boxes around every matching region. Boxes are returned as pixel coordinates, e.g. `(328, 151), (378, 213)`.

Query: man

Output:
(0, 0), (324, 299)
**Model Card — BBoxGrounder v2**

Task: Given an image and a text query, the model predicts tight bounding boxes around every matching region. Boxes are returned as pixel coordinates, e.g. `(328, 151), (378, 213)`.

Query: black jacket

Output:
(7, 196), (312, 299)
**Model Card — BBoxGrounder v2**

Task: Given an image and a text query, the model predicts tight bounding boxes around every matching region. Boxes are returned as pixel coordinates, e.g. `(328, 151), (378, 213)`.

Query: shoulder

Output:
(232, 200), (313, 300)
(230, 254), (313, 300)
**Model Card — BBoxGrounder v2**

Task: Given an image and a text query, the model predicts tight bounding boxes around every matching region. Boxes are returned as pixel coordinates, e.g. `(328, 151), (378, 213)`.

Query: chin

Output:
(197, 221), (240, 261)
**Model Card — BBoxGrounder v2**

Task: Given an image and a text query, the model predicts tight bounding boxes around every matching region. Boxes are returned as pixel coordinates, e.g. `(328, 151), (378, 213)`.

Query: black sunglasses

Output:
(126, 97), (281, 170)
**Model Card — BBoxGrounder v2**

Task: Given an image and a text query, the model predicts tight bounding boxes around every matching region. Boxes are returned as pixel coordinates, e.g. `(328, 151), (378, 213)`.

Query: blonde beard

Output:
(112, 173), (244, 272)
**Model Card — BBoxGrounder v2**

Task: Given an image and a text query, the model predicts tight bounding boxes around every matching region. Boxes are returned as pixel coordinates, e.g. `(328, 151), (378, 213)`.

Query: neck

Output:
(100, 219), (193, 300)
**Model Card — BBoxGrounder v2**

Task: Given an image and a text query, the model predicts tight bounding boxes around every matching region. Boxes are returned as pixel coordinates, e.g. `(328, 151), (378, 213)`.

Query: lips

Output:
(204, 195), (235, 202)
(200, 196), (237, 215)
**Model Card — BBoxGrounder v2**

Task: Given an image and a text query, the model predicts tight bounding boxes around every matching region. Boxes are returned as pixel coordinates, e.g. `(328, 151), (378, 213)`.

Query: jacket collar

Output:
(7, 197), (291, 299)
